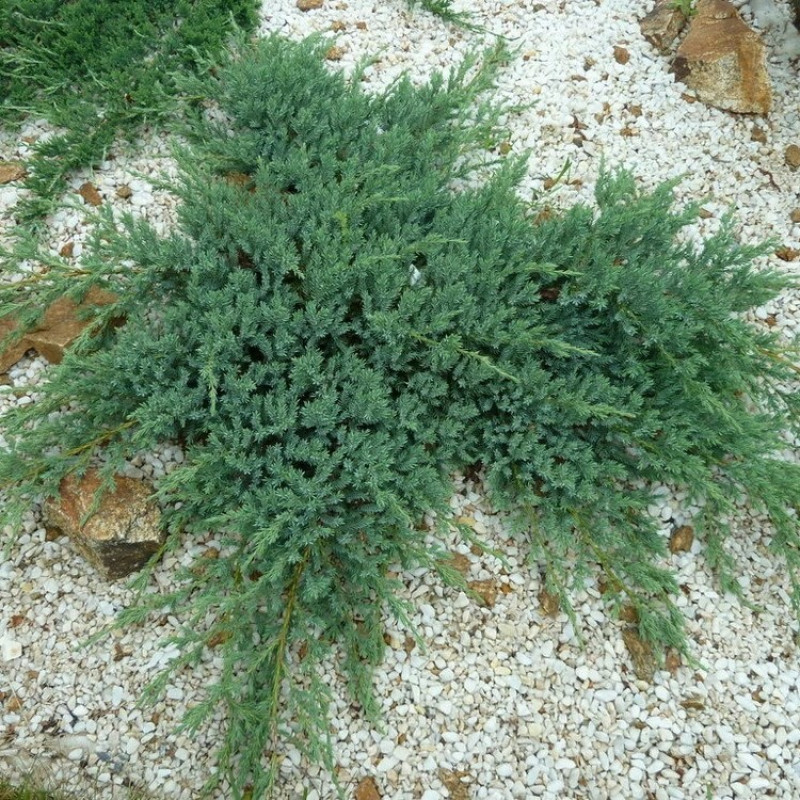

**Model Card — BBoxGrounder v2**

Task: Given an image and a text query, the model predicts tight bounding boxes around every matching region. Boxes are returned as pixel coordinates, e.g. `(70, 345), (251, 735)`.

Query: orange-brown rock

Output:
(0, 316), (32, 374)
(669, 525), (695, 553)
(439, 769), (472, 800)
(672, 0), (771, 114)
(24, 288), (119, 364)
(44, 469), (164, 580)
(468, 579), (498, 608)
(78, 182), (102, 206)
(640, 0), (688, 53)
(0, 287), (119, 371)
(613, 45), (631, 64)
(538, 587), (560, 617)
(0, 161), (27, 184)
(622, 627), (657, 682)
(354, 776), (381, 800)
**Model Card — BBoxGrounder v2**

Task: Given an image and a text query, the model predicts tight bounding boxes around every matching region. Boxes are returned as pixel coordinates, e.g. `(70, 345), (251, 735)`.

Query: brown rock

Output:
(0, 316), (32, 373)
(44, 525), (65, 541)
(113, 642), (132, 662)
(665, 647), (682, 674)
(672, 0), (772, 114)
(297, 0), (323, 9)
(640, 0), (688, 53)
(354, 776), (381, 800)
(468, 579), (498, 608)
(23, 287), (119, 365)
(751, 125), (768, 143)
(785, 145), (800, 168)
(439, 769), (471, 800)
(206, 629), (232, 648)
(614, 45), (631, 64)
(325, 45), (345, 61)
(78, 182), (103, 206)
(44, 468), (164, 580)
(355, 20), (367, 29)
(776, 247), (800, 262)
(790, 209), (800, 223)
(622, 627), (657, 682)
(669, 524), (695, 553)
(538, 588), (560, 617)
(59, 241), (75, 258)
(5, 695), (23, 712)
(115, 184), (133, 199)
(331, 20), (346, 31)
(446, 551), (471, 576)
(0, 161), (27, 184)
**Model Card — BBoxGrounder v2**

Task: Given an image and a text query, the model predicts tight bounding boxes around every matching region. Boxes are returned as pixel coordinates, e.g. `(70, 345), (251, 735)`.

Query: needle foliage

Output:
(0, 0), (259, 217)
(0, 0), (471, 220)
(2, 34), (800, 798)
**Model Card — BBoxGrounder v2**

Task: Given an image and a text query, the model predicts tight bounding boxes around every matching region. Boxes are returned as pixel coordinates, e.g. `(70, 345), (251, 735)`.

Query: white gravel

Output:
(2, 1), (800, 799)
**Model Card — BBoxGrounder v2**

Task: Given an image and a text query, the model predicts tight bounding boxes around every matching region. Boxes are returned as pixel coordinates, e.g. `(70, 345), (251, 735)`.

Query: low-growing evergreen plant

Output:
(2, 34), (800, 798)
(0, 0), (473, 221)
(0, 0), (259, 218)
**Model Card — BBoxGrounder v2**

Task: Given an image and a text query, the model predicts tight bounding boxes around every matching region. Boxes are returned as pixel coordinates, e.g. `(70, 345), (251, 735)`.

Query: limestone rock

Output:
(622, 626), (657, 682)
(0, 161), (27, 184)
(669, 524), (695, 553)
(0, 287), (119, 373)
(640, 0), (687, 54)
(538, 587), (560, 617)
(439, 769), (472, 800)
(468, 579), (498, 608)
(0, 637), (22, 661)
(78, 182), (102, 206)
(44, 469), (164, 580)
(0, 316), (32, 374)
(613, 45), (631, 64)
(672, 0), (772, 115)
(26, 288), (119, 364)
(354, 777), (381, 800)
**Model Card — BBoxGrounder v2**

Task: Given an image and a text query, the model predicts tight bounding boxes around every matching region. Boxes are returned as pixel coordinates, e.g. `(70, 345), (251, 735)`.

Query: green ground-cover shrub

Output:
(2, 33), (800, 798)
(0, 0), (259, 216)
(0, 0), (472, 220)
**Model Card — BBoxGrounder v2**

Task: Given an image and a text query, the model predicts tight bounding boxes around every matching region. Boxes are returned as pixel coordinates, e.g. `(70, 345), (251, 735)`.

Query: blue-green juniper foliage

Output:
(2, 34), (800, 798)
(0, 0), (260, 218)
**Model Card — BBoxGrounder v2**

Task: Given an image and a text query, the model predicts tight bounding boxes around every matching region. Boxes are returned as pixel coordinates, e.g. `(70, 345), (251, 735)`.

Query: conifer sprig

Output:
(2, 34), (800, 797)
